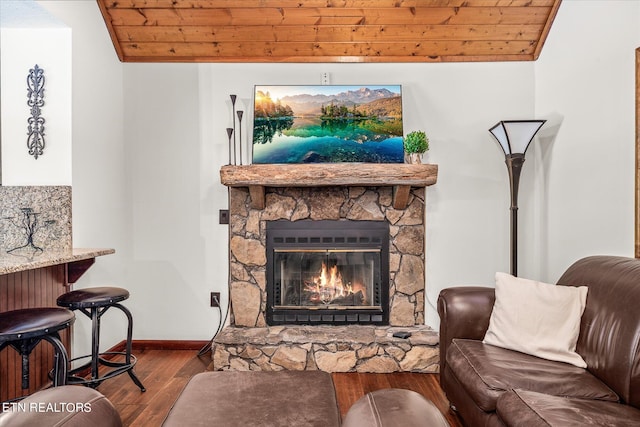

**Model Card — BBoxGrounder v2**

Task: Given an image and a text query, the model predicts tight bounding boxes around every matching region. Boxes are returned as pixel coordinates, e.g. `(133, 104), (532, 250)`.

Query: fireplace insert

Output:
(266, 220), (389, 325)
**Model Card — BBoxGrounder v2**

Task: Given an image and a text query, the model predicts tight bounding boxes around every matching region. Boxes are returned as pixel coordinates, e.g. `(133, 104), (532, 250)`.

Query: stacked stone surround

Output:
(212, 185), (439, 373)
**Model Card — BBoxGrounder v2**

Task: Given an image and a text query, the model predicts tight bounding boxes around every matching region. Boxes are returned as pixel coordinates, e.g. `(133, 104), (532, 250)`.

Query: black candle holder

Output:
(4, 207), (56, 253)
(237, 110), (244, 165)
(226, 128), (234, 165)
(230, 95), (237, 165)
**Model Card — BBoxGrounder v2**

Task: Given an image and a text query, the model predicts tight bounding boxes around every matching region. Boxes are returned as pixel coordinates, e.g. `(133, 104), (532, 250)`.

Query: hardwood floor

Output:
(332, 371), (462, 426)
(96, 348), (462, 426)
(97, 349), (209, 426)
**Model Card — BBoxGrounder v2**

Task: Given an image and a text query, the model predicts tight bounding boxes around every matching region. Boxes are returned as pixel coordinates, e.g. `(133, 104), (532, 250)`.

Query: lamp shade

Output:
(489, 120), (546, 156)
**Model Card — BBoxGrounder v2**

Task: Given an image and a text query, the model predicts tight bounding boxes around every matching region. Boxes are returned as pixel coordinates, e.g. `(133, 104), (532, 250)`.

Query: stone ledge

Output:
(211, 325), (440, 373)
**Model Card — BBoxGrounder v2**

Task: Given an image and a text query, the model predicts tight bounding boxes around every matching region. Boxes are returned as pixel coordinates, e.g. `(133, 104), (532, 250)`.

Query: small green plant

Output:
(403, 130), (429, 154)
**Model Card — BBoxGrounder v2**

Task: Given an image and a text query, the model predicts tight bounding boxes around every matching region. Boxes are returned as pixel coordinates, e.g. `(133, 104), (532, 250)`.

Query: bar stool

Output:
(0, 307), (75, 400)
(56, 287), (145, 392)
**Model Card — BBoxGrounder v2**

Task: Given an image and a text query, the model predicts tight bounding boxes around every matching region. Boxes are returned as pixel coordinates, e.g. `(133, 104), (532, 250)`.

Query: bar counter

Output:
(0, 248), (114, 275)
(0, 248), (114, 401)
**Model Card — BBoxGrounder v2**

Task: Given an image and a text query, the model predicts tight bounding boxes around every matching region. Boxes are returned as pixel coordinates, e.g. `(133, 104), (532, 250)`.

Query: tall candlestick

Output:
(226, 128), (234, 165)
(237, 110), (244, 166)
(230, 95), (237, 164)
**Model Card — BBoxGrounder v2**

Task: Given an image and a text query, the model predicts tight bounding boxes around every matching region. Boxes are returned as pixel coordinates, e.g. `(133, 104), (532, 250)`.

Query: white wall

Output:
(534, 1), (640, 282)
(1, 1), (72, 185)
(31, 1), (640, 343)
(37, 0), (128, 356)
(123, 63), (227, 340)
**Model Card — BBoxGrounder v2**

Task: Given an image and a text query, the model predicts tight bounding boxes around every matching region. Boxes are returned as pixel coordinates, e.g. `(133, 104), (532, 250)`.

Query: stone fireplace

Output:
(213, 163), (440, 373)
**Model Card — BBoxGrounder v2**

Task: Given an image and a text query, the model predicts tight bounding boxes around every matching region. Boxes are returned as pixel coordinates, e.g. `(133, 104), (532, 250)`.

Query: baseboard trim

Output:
(109, 340), (210, 352)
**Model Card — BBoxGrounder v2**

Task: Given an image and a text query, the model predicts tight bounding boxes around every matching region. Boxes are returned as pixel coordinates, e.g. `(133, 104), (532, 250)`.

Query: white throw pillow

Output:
(482, 272), (588, 368)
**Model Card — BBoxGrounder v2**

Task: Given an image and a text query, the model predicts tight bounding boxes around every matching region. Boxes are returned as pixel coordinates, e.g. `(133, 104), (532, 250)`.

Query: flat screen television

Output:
(251, 85), (404, 164)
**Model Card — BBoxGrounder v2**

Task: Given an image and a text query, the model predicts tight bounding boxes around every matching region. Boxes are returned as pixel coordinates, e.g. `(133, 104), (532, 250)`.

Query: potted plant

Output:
(403, 130), (429, 164)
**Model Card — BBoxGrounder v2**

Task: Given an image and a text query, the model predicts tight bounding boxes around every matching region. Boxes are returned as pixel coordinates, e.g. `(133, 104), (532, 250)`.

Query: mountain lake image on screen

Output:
(252, 85), (404, 164)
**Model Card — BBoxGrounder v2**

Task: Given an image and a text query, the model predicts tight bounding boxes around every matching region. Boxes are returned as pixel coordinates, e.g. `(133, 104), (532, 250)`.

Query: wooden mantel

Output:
(220, 163), (437, 210)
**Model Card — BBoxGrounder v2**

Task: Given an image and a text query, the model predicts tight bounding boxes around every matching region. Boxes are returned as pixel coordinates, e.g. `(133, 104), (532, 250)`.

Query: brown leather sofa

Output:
(437, 255), (640, 426)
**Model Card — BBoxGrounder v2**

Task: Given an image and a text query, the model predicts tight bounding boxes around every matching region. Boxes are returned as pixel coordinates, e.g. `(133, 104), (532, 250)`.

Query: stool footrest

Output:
(65, 352), (145, 392)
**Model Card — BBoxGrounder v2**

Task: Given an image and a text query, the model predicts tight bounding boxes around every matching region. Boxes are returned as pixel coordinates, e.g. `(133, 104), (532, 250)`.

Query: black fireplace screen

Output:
(266, 220), (389, 325)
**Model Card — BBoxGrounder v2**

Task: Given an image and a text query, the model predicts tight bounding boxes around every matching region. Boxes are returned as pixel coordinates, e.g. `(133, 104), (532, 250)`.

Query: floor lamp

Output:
(489, 120), (546, 276)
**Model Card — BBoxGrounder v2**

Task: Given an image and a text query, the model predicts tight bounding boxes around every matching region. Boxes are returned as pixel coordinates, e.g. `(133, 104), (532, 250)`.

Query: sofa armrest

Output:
(437, 286), (495, 373)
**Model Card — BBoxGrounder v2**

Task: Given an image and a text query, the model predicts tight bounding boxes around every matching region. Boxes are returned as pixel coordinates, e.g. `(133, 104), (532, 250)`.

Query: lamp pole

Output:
(505, 153), (525, 277)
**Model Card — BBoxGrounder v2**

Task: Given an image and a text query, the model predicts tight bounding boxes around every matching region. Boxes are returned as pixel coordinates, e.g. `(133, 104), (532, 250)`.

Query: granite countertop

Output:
(0, 248), (115, 275)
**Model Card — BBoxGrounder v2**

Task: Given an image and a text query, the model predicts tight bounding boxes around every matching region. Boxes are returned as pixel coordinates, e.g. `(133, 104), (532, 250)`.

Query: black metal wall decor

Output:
(27, 64), (46, 159)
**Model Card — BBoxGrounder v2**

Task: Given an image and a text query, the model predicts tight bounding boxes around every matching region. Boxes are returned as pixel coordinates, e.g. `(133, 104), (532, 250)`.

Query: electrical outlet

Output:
(219, 209), (229, 224)
(210, 292), (221, 307)
(321, 72), (330, 85)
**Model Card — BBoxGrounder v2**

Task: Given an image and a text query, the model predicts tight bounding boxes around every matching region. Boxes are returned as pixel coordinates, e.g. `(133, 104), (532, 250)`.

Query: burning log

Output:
(331, 290), (365, 306)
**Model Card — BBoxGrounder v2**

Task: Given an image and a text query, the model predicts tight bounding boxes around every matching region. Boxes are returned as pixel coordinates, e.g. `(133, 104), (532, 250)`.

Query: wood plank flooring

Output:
(96, 348), (462, 426)
(332, 371), (462, 426)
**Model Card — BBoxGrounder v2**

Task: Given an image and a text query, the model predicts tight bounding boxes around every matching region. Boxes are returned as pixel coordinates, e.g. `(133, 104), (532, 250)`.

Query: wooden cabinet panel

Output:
(0, 265), (71, 402)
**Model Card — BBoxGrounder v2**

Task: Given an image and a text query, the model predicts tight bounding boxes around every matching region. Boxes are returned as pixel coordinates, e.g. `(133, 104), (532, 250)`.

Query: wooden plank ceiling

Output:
(96, 0), (562, 63)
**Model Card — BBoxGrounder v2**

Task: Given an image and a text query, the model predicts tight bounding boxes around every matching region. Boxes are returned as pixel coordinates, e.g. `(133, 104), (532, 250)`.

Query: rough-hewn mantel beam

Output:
(220, 163), (438, 210)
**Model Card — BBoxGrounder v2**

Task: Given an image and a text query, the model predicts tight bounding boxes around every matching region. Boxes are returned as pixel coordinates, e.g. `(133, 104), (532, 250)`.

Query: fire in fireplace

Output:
(279, 251), (374, 307)
(266, 220), (389, 325)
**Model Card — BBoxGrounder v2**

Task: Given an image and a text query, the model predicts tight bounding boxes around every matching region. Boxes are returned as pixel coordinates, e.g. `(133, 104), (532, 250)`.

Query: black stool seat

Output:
(0, 308), (75, 399)
(57, 287), (129, 308)
(0, 308), (74, 340)
(56, 286), (145, 392)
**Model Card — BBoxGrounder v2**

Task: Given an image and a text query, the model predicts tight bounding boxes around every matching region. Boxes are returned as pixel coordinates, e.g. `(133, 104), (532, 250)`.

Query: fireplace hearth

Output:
(266, 220), (389, 325)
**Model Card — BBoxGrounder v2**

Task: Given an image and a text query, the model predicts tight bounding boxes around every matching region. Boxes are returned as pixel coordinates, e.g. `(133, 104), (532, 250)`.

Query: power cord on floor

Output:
(197, 294), (229, 357)
(199, 193), (233, 358)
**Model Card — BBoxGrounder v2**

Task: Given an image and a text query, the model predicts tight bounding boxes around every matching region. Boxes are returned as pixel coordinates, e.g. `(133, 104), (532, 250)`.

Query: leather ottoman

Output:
(342, 388), (450, 427)
(162, 371), (341, 427)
